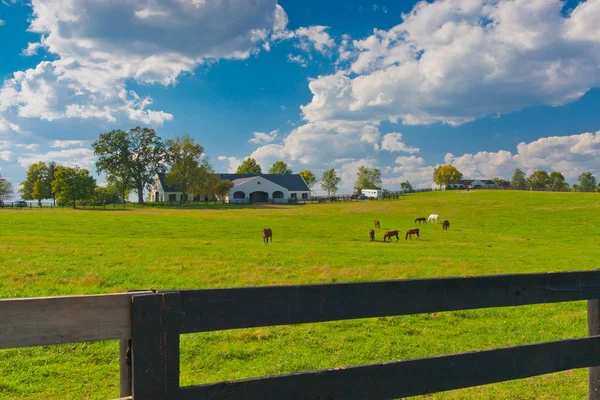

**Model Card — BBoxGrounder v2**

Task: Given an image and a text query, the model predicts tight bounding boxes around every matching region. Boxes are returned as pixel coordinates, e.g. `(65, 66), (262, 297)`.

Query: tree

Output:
(0, 174), (13, 203)
(578, 172), (597, 191)
(433, 165), (463, 188)
(527, 170), (549, 189)
(92, 185), (122, 205)
(93, 126), (166, 204)
(47, 161), (58, 205)
(268, 161), (292, 175)
(52, 166), (96, 208)
(510, 169), (527, 188)
(20, 162), (52, 203)
(354, 166), (382, 192)
(320, 169), (341, 197)
(547, 171), (568, 190)
(236, 158), (262, 174)
(400, 181), (414, 192)
(165, 135), (204, 199)
(299, 170), (316, 192)
(492, 177), (510, 187)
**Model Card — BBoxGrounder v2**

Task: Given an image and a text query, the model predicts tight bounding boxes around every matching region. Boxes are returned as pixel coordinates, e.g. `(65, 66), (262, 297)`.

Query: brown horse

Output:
(374, 220), (380, 228)
(405, 228), (420, 240)
(383, 230), (399, 242)
(414, 217), (427, 224)
(442, 220), (450, 230)
(369, 229), (375, 241)
(262, 228), (272, 244)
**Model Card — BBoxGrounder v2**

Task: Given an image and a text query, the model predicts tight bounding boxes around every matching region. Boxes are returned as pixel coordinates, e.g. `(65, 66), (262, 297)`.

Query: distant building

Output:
(432, 179), (497, 190)
(150, 173), (311, 203)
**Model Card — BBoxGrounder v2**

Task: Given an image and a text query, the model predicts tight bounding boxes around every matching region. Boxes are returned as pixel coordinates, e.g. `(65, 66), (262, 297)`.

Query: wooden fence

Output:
(4, 272), (600, 399)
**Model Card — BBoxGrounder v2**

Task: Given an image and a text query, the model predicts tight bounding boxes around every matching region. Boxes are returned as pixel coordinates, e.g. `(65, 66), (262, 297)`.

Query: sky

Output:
(1, 0), (600, 195)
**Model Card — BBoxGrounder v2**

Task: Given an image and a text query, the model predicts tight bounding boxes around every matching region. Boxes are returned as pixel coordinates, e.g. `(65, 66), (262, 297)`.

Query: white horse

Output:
(428, 214), (439, 224)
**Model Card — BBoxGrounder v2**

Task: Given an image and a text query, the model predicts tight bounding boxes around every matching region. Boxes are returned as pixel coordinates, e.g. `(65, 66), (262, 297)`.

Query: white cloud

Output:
(16, 143), (39, 151)
(17, 148), (96, 169)
(335, 158), (377, 192)
(302, 0), (600, 126)
(0, 150), (12, 161)
(217, 156), (242, 173)
(294, 26), (335, 54)
(51, 140), (86, 148)
(22, 42), (42, 56)
(0, 140), (9, 150)
(249, 130), (278, 144)
(0, 19), (4, 27)
(287, 54), (308, 68)
(381, 133), (420, 153)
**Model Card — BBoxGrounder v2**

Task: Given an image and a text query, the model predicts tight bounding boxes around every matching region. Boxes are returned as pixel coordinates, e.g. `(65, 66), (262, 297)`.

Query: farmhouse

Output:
(433, 179), (497, 190)
(150, 173), (311, 203)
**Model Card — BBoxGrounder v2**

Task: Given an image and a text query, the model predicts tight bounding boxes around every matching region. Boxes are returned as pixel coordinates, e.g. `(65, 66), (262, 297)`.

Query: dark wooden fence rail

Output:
(131, 271), (600, 400)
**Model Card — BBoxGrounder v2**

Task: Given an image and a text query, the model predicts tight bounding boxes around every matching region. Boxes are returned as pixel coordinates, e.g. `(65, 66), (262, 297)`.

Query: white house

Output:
(150, 173), (311, 203)
(432, 179), (497, 190)
(361, 189), (383, 199)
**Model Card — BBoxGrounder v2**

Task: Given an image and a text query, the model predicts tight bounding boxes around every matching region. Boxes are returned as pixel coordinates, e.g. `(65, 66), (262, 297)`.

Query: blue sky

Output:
(1, 0), (600, 194)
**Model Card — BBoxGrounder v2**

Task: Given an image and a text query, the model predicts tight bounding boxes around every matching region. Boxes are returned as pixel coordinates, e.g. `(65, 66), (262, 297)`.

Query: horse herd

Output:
(261, 214), (450, 244)
(370, 214), (450, 243)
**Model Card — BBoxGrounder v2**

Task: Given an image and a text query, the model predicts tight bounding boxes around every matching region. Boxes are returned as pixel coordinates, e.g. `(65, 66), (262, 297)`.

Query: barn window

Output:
(302, 193), (308, 199)
(273, 191), (284, 199)
(233, 191), (245, 199)
(168, 194), (176, 201)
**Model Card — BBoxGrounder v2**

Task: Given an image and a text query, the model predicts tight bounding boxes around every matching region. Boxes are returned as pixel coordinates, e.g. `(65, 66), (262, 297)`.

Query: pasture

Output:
(0, 190), (599, 399)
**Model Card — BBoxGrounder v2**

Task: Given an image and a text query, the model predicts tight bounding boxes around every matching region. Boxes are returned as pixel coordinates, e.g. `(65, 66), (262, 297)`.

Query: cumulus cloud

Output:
(287, 54), (308, 68)
(381, 133), (420, 153)
(294, 26), (335, 54)
(51, 140), (86, 148)
(249, 130), (278, 144)
(217, 156), (242, 173)
(302, 0), (600, 126)
(0, 150), (12, 161)
(17, 148), (96, 169)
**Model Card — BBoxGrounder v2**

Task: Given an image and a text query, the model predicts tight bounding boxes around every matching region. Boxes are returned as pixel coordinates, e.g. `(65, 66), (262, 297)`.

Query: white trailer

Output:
(361, 189), (383, 199)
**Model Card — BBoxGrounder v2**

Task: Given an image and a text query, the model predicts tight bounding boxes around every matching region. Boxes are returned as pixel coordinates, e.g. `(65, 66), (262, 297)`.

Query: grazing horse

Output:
(442, 220), (450, 230)
(427, 214), (439, 224)
(405, 228), (420, 240)
(262, 228), (272, 244)
(382, 230), (399, 243)
(414, 217), (427, 224)
(374, 220), (381, 229)
(369, 229), (375, 241)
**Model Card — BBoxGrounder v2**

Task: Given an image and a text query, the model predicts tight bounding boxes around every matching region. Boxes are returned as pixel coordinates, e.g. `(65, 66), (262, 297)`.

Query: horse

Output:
(382, 230), (399, 243)
(405, 228), (420, 240)
(262, 228), (272, 244)
(374, 220), (380, 229)
(369, 229), (375, 241)
(427, 214), (439, 224)
(414, 217), (427, 224)
(442, 220), (450, 230)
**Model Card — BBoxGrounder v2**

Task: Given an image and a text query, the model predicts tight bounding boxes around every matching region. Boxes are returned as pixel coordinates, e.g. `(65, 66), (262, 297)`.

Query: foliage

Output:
(433, 165), (463, 188)
(0, 174), (13, 201)
(527, 170), (549, 188)
(187, 158), (218, 199)
(492, 177), (510, 187)
(268, 161), (292, 175)
(299, 170), (316, 191)
(510, 169), (527, 188)
(93, 185), (124, 205)
(578, 172), (597, 191)
(236, 158), (262, 174)
(400, 181), (414, 192)
(52, 166), (96, 208)
(320, 168), (341, 196)
(165, 135), (204, 196)
(547, 172), (568, 189)
(354, 166), (382, 192)
(93, 127), (166, 204)
(19, 162), (52, 202)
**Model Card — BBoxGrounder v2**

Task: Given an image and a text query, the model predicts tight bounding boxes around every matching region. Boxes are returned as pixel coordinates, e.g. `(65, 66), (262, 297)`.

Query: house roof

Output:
(157, 173), (179, 192)
(219, 174), (310, 191)
(458, 179), (496, 185)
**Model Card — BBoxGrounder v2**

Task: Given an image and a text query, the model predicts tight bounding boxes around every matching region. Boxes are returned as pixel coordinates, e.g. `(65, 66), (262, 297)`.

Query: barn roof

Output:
(220, 174), (310, 191)
(157, 173), (179, 192)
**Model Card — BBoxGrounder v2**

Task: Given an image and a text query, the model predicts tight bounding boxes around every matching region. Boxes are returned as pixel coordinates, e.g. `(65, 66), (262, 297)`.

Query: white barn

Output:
(150, 173), (311, 204)
(432, 179), (497, 190)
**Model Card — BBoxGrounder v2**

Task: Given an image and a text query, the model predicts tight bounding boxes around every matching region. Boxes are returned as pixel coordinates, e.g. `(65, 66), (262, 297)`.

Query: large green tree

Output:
(578, 172), (597, 191)
(320, 169), (341, 197)
(492, 177), (510, 187)
(400, 181), (414, 192)
(527, 170), (549, 189)
(19, 162), (53, 205)
(268, 161), (293, 175)
(93, 126), (166, 204)
(510, 168), (527, 188)
(299, 170), (316, 191)
(165, 135), (204, 198)
(433, 165), (463, 188)
(0, 174), (13, 203)
(547, 171), (568, 190)
(236, 158), (262, 174)
(52, 166), (96, 208)
(354, 166), (382, 192)
(92, 185), (122, 205)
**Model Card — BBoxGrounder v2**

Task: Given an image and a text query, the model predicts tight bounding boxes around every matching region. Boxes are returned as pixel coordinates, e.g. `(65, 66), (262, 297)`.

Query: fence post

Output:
(120, 338), (132, 397)
(588, 299), (600, 400)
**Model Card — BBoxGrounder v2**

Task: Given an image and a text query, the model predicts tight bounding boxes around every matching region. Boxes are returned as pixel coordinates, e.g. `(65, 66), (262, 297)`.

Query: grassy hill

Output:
(1, 190), (599, 399)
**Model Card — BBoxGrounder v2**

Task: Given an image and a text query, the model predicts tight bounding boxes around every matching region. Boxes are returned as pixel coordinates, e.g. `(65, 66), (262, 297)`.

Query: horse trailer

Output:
(361, 189), (383, 199)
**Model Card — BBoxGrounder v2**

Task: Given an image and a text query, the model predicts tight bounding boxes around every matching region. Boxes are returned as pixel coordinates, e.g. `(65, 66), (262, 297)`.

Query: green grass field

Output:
(1, 190), (599, 399)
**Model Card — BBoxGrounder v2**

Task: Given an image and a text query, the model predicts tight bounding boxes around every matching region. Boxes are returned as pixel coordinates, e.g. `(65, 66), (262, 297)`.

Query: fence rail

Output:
(4, 272), (600, 399)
